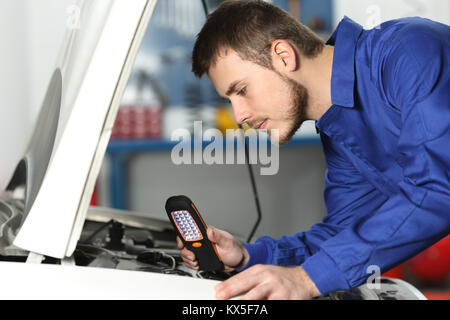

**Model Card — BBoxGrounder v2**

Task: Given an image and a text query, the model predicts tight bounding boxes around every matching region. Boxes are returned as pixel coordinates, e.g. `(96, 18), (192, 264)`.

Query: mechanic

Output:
(177, 0), (450, 299)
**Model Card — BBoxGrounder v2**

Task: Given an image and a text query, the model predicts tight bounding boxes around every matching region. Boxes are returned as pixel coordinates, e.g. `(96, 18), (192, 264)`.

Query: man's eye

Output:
(237, 87), (247, 96)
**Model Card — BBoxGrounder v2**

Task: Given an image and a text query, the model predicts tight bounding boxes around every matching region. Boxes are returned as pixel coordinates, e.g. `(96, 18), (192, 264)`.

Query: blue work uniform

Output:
(240, 16), (450, 296)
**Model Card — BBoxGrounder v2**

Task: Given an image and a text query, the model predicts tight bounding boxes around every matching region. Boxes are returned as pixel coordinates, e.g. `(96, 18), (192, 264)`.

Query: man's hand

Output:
(214, 264), (321, 300)
(177, 226), (249, 272)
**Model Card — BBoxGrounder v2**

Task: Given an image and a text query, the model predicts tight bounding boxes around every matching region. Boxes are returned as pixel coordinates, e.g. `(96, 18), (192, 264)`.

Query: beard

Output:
(273, 71), (309, 145)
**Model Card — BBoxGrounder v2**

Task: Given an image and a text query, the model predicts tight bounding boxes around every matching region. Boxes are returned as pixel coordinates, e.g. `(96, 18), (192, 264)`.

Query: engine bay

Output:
(0, 195), (232, 282)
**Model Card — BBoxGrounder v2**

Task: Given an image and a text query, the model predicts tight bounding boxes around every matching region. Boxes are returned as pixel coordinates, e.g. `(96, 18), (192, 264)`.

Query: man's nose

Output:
(231, 100), (251, 125)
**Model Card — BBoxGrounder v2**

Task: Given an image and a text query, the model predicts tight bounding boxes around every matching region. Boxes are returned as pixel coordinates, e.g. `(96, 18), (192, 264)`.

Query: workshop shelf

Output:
(105, 135), (321, 209)
(106, 135), (320, 154)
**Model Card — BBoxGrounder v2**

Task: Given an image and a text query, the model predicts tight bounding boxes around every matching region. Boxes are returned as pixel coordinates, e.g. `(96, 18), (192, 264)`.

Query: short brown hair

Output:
(192, 0), (324, 77)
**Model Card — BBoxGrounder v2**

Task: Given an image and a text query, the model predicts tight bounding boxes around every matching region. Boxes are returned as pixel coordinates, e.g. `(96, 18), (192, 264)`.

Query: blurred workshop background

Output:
(0, 0), (448, 299)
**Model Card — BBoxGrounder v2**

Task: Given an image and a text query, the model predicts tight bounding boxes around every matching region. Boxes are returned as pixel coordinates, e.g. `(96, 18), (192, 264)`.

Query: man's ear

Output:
(271, 40), (298, 73)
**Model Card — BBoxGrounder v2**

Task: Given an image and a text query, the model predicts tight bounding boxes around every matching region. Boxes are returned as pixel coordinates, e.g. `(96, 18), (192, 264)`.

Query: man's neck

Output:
(298, 45), (334, 121)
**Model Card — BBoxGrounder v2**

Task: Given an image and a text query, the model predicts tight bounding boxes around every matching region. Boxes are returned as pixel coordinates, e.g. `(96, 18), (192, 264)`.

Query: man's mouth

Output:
(253, 119), (268, 130)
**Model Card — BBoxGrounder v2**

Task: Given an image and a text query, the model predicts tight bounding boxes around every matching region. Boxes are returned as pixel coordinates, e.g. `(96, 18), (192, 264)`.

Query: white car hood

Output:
(11, 0), (157, 259)
(0, 261), (219, 299)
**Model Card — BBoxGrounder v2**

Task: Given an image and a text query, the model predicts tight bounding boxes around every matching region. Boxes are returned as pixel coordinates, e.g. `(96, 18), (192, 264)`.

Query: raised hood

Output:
(11, 0), (157, 258)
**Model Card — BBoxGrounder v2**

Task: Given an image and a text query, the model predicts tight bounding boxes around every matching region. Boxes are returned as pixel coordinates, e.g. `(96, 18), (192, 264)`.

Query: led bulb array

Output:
(172, 210), (202, 241)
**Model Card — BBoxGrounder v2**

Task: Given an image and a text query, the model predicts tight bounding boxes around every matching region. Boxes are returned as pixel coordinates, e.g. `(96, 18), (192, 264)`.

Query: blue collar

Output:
(326, 16), (364, 108)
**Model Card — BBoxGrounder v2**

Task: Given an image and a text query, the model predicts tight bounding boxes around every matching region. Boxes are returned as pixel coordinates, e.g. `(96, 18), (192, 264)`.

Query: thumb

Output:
(207, 226), (221, 244)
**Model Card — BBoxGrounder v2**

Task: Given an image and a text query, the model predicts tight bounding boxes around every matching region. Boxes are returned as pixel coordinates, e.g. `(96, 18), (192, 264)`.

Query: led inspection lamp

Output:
(165, 195), (224, 272)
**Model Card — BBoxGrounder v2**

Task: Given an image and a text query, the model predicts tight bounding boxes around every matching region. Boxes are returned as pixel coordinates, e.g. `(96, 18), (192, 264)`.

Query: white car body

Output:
(0, 0), (219, 300)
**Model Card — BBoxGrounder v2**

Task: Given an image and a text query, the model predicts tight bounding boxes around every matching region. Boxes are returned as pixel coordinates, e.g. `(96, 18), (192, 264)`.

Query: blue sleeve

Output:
(302, 24), (450, 295)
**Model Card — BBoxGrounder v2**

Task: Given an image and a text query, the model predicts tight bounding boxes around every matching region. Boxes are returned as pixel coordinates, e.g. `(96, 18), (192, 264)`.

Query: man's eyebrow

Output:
(225, 79), (245, 97)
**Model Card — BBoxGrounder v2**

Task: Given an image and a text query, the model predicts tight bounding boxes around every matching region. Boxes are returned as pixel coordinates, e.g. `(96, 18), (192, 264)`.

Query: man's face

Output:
(208, 48), (308, 144)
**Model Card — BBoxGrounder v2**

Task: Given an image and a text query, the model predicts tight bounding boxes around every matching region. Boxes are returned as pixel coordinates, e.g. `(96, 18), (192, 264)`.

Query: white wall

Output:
(333, 0), (450, 28)
(0, 0), (73, 189)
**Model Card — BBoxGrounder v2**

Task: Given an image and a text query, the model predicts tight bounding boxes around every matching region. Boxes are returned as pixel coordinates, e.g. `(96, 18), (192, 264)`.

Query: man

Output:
(178, 0), (450, 299)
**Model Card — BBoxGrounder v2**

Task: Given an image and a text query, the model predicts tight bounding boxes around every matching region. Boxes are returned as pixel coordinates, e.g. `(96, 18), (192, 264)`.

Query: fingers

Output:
(240, 284), (271, 300)
(181, 254), (199, 270)
(181, 249), (198, 270)
(178, 226), (238, 272)
(177, 236), (199, 269)
(176, 236), (184, 249)
(206, 226), (247, 271)
(215, 265), (263, 300)
(215, 265), (317, 300)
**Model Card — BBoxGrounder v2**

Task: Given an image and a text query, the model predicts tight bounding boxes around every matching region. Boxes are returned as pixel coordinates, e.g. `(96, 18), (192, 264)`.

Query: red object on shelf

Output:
(405, 235), (450, 283)
(90, 184), (98, 206)
(382, 236), (450, 283)
(382, 265), (405, 279)
(111, 105), (161, 140)
(422, 291), (450, 300)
